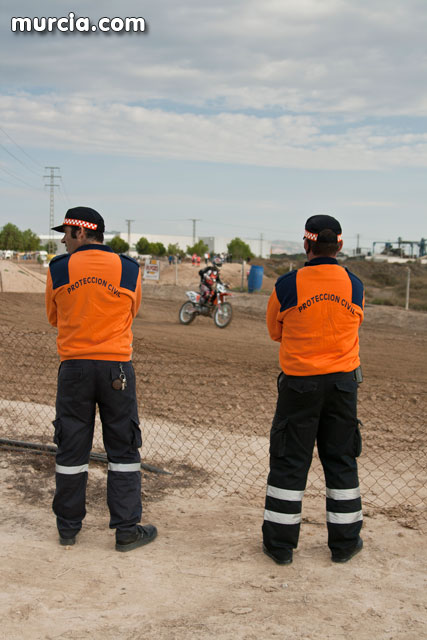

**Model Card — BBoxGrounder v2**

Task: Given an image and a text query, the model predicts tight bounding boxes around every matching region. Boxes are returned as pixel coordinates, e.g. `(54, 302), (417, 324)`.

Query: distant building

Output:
(270, 240), (303, 255)
(126, 232), (194, 254)
(199, 236), (271, 259)
(38, 234), (116, 255)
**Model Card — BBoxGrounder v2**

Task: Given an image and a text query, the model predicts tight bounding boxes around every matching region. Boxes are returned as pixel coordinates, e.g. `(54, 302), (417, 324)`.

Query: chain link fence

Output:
(1, 327), (426, 530)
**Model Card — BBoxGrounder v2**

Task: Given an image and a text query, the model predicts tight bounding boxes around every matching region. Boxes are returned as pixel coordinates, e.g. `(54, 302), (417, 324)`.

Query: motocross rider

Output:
(198, 256), (223, 306)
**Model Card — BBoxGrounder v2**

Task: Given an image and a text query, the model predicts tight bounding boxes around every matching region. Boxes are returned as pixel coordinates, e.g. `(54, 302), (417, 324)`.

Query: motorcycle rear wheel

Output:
(179, 301), (197, 324)
(213, 302), (233, 328)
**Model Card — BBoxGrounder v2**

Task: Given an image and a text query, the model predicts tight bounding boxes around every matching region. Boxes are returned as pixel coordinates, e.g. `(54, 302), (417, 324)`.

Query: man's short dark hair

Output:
(307, 229), (339, 256)
(71, 226), (104, 243)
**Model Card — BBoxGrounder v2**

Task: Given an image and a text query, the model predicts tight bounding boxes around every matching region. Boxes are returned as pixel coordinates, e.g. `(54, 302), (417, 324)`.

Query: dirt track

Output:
(1, 274), (427, 639)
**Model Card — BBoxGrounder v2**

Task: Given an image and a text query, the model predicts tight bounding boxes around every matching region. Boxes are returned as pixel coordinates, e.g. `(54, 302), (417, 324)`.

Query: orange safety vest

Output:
(266, 257), (364, 376)
(46, 245), (141, 361)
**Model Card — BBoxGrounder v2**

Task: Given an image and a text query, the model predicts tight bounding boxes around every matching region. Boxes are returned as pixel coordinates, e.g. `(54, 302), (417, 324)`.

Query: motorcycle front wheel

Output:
(179, 301), (197, 324)
(213, 302), (233, 328)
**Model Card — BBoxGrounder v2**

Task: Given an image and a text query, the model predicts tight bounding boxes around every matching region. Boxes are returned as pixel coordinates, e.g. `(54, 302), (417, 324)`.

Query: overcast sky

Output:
(1, 0), (426, 250)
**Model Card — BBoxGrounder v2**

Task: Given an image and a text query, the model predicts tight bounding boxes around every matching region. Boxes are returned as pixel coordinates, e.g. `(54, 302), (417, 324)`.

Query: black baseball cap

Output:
(304, 215), (342, 242)
(52, 206), (105, 233)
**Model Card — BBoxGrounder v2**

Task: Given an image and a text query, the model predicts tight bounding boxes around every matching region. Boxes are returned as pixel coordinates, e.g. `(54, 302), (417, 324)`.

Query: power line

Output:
(150, 216), (300, 241)
(0, 126), (44, 169)
(59, 176), (72, 207)
(0, 142), (42, 177)
(207, 218), (300, 237)
(0, 175), (28, 188)
(0, 174), (33, 188)
(57, 185), (70, 209)
(0, 164), (42, 190)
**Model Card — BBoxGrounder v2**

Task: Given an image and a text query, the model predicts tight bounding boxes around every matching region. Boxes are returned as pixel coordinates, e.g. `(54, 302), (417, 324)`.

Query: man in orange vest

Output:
(46, 207), (157, 552)
(262, 215), (364, 565)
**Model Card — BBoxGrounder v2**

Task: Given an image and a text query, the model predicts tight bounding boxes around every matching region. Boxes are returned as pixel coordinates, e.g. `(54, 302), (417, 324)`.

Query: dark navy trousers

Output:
(262, 371), (362, 559)
(53, 359), (142, 538)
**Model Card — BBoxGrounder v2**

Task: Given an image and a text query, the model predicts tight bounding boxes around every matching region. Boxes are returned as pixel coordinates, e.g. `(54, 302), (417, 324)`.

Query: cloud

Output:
(2, 0), (427, 116)
(1, 93), (427, 171)
(345, 201), (400, 208)
(1, 0), (427, 174)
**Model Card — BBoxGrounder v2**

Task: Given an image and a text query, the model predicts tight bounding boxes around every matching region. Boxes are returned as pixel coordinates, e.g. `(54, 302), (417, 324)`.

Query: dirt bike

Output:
(178, 282), (233, 328)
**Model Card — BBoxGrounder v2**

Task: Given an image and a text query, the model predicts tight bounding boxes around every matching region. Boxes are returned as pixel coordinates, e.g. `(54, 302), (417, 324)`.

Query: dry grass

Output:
(255, 256), (427, 311)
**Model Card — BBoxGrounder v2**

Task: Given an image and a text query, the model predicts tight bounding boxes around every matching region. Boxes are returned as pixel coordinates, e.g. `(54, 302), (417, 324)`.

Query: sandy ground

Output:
(1, 457), (427, 640)
(1, 259), (427, 639)
(0, 259), (47, 293)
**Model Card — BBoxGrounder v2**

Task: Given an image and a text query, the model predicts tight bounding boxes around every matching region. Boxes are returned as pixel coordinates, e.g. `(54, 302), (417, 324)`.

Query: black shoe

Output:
(59, 534), (76, 546)
(262, 543), (293, 565)
(331, 537), (363, 563)
(115, 524), (158, 552)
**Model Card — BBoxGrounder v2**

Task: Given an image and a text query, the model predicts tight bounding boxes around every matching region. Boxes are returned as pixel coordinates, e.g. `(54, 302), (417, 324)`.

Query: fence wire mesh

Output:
(1, 327), (426, 530)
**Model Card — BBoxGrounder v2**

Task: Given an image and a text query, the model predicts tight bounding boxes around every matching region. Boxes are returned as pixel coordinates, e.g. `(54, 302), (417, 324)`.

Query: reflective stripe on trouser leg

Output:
(53, 467), (88, 537)
(316, 374), (363, 554)
(325, 486), (363, 552)
(107, 467), (142, 530)
(262, 485), (305, 551)
(262, 371), (320, 554)
(56, 464), (89, 474)
(108, 462), (141, 472)
(53, 360), (97, 537)
(96, 360), (142, 532)
(327, 510), (363, 524)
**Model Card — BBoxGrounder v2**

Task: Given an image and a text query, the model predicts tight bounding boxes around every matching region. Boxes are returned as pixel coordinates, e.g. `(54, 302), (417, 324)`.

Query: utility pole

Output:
(405, 267), (411, 311)
(44, 166), (61, 244)
(260, 232), (264, 257)
(125, 219), (134, 254)
(188, 218), (201, 245)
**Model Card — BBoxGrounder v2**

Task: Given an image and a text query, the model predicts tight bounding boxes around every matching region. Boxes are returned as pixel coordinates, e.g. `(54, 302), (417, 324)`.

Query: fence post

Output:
(241, 260), (246, 292)
(405, 267), (410, 310)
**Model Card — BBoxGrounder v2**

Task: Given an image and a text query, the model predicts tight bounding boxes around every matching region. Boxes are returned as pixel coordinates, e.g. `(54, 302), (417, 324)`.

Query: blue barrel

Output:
(248, 265), (264, 292)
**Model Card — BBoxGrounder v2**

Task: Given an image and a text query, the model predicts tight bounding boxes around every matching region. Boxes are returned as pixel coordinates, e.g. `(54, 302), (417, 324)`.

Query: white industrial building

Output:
(199, 236), (271, 259)
(39, 233), (117, 255)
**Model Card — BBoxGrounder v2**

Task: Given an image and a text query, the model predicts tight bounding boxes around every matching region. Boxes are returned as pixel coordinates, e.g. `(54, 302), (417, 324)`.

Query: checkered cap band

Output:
(304, 229), (342, 242)
(304, 230), (318, 241)
(63, 218), (98, 230)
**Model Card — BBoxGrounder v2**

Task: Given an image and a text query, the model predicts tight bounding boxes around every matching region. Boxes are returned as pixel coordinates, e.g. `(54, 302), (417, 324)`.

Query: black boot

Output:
(115, 524), (158, 552)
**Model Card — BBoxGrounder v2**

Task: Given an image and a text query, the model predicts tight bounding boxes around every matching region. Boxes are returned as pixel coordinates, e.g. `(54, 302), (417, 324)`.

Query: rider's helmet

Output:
(212, 256), (223, 268)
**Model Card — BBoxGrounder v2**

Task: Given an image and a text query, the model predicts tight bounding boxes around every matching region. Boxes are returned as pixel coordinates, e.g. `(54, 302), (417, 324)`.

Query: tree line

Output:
(107, 236), (254, 260)
(0, 222), (255, 260)
(0, 223), (41, 252)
